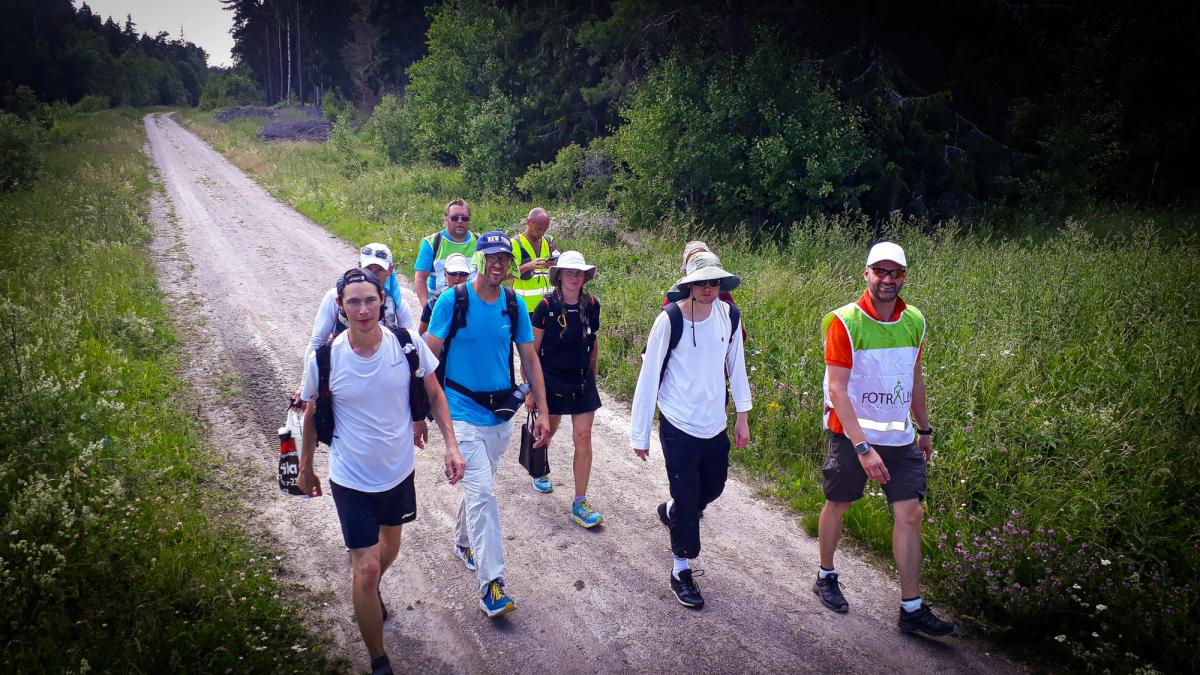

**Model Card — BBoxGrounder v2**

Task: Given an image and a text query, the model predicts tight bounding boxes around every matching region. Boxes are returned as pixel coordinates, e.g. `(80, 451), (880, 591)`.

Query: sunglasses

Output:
(446, 271), (469, 278)
(447, 215), (470, 222)
(360, 246), (389, 260)
(870, 266), (907, 279)
(690, 279), (722, 288)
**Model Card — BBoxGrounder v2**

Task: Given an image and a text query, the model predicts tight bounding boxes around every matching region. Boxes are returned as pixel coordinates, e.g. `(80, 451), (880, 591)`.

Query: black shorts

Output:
(329, 471), (417, 549)
(545, 371), (602, 416)
(822, 432), (926, 503)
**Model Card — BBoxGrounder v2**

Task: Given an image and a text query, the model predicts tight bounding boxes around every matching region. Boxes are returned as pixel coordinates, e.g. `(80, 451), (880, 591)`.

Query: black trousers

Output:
(659, 416), (730, 559)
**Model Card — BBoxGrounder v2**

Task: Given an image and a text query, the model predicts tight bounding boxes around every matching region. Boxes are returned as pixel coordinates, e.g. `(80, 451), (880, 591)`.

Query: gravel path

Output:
(142, 112), (1022, 675)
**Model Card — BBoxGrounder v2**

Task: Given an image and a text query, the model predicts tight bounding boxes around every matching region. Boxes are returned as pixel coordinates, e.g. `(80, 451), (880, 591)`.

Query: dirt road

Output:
(142, 112), (1020, 674)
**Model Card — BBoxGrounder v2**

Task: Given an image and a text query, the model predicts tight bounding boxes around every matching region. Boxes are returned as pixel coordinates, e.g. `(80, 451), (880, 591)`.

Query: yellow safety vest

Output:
(510, 233), (558, 313)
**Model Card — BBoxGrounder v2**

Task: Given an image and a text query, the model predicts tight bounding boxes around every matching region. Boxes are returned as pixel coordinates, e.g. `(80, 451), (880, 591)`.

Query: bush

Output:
(71, 95), (110, 114)
(199, 69), (265, 111)
(0, 112), (41, 191)
(329, 118), (367, 178)
(363, 94), (415, 164)
(461, 93), (519, 195)
(320, 90), (357, 125)
(612, 41), (870, 228)
(517, 139), (613, 205)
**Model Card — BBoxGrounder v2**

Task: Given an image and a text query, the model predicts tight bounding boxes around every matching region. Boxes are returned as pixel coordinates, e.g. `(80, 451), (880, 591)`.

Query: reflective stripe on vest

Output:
(822, 301), (925, 446)
(424, 230), (476, 298)
(511, 234), (555, 312)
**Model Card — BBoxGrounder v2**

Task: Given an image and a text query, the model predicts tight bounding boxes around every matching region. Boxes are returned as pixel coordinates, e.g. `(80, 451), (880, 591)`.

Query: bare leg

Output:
(570, 411), (595, 497)
(349, 540), (388, 659)
(818, 500), (852, 569)
(892, 499), (923, 598)
(545, 414), (563, 447)
(378, 524), (402, 576)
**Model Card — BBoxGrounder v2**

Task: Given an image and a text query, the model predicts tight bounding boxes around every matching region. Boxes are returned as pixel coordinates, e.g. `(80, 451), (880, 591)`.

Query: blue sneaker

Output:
(480, 580), (516, 618)
(570, 499), (604, 528)
(533, 475), (554, 493)
(455, 545), (476, 571)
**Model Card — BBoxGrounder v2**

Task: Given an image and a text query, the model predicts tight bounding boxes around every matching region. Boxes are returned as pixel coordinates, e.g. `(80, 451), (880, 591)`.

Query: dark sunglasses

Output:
(446, 271), (470, 278)
(447, 215), (470, 222)
(870, 266), (907, 279)
(360, 246), (389, 260)
(690, 279), (722, 288)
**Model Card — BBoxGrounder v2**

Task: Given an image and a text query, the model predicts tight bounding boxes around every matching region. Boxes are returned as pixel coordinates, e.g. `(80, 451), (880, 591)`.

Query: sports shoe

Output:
(570, 499), (604, 528)
(533, 475), (554, 493)
(455, 545), (477, 571)
(657, 501), (672, 528)
(480, 580), (516, 618)
(670, 569), (704, 609)
(898, 603), (956, 636)
(812, 573), (848, 613)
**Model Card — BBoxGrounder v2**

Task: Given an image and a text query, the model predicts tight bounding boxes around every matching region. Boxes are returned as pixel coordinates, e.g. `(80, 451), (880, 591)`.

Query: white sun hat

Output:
(674, 251), (740, 292)
(358, 242), (393, 269)
(865, 241), (907, 268)
(443, 252), (472, 275)
(548, 250), (596, 285)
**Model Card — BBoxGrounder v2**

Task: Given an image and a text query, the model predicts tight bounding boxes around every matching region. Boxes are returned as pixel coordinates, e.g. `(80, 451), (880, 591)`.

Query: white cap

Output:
(443, 252), (471, 275)
(358, 242), (393, 270)
(866, 241), (907, 268)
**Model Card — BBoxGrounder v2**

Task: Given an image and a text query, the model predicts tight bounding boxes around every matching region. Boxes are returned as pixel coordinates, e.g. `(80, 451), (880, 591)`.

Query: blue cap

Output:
(476, 230), (513, 255)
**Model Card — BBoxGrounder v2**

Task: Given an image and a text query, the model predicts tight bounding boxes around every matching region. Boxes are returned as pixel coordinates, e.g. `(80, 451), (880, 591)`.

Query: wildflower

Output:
(1095, 604), (1107, 612)
(1091, 632), (1099, 638)
(1100, 558), (1111, 566)
(1054, 635), (1066, 643)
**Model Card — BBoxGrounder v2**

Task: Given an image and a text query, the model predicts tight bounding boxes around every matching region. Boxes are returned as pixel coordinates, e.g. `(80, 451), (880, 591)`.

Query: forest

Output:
(215, 0), (1200, 227)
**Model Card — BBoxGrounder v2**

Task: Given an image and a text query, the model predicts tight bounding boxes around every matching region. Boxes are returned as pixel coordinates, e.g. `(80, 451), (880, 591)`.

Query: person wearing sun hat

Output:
(813, 240), (956, 637)
(631, 250), (752, 610)
(528, 251), (605, 526)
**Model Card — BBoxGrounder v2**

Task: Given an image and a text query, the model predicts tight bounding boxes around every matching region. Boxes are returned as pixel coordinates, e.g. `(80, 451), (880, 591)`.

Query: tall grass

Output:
(182, 110), (1199, 672)
(0, 109), (339, 672)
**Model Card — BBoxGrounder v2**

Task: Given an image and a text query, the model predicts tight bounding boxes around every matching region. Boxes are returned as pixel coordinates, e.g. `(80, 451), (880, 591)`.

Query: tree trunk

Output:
(286, 18), (292, 102)
(277, 17), (283, 104)
(296, 0), (302, 104)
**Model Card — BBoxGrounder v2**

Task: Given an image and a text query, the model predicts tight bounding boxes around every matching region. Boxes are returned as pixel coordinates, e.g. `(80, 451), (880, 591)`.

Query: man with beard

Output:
(812, 241), (956, 637)
(424, 230), (550, 618)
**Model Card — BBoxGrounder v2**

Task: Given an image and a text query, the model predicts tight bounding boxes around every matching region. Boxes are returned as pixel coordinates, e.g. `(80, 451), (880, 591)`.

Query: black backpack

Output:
(657, 301), (741, 382)
(436, 283), (523, 407)
(313, 325), (430, 446)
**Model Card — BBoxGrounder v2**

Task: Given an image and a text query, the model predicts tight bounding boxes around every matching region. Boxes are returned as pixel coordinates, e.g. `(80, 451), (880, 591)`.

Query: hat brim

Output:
(548, 264), (596, 286)
(675, 267), (740, 293)
(358, 256), (392, 270)
(477, 246), (513, 256)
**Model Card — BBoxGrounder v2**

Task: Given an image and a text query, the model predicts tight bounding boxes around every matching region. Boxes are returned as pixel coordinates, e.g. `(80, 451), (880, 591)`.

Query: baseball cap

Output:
(336, 267), (383, 297)
(358, 242), (393, 270)
(476, 230), (513, 255)
(865, 241), (907, 268)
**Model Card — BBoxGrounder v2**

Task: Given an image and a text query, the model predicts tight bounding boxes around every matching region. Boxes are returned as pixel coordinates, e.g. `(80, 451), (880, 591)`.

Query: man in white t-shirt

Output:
(631, 251), (752, 610)
(298, 268), (465, 675)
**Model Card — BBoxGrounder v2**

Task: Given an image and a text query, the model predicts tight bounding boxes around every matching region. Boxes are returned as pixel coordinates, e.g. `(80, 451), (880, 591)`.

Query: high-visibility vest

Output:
(822, 301), (925, 446)
(510, 233), (558, 313)
(422, 230), (477, 300)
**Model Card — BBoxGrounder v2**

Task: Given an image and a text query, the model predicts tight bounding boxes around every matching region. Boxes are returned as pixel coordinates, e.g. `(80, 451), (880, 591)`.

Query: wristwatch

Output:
(916, 427), (934, 436)
(853, 441), (872, 455)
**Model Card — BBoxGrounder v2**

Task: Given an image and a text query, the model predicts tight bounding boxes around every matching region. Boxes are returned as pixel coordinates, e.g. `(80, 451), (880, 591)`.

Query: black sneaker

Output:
(670, 569), (705, 609)
(898, 603), (956, 636)
(812, 573), (848, 613)
(657, 501), (672, 528)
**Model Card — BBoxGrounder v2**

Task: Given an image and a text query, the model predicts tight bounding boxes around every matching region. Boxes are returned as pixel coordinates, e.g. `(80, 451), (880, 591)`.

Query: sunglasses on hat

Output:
(361, 246), (389, 260)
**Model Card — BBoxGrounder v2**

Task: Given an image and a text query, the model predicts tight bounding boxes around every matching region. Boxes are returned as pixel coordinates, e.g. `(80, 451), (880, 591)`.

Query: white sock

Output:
(901, 596), (923, 613)
(818, 566), (836, 579)
(672, 557), (690, 579)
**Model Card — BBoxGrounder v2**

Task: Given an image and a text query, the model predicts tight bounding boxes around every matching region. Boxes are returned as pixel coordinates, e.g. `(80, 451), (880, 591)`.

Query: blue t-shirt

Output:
(429, 283), (534, 426)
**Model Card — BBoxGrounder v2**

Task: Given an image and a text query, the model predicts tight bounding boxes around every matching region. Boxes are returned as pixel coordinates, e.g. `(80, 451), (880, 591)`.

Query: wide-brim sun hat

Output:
(358, 242), (393, 269)
(476, 230), (513, 256)
(680, 240), (710, 274)
(674, 251), (740, 292)
(444, 252), (472, 274)
(865, 241), (907, 268)
(548, 250), (596, 285)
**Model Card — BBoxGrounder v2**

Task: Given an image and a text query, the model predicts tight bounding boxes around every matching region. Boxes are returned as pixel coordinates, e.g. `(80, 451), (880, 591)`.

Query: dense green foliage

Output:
(198, 68), (266, 110)
(0, 110), (337, 672)
(0, 112), (42, 191)
(1, 0), (209, 110)
(183, 111), (1199, 671)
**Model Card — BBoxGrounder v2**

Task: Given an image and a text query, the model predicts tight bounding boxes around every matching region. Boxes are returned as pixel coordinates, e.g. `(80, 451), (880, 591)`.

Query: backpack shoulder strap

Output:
(314, 338), (334, 444)
(503, 286), (520, 384)
(430, 231), (443, 261)
(659, 302), (684, 382)
(436, 284), (470, 384)
(388, 325), (430, 421)
(728, 303), (740, 342)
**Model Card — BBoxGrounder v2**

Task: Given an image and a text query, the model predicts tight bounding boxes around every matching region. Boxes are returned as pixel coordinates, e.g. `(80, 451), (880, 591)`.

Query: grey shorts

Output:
(822, 432), (927, 503)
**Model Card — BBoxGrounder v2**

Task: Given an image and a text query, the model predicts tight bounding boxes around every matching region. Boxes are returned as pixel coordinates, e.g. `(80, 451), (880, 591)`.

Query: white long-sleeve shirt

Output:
(631, 300), (752, 449)
(304, 286), (415, 363)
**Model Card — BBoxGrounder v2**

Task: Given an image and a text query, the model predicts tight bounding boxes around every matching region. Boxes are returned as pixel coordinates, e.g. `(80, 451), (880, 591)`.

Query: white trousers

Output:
(453, 418), (514, 596)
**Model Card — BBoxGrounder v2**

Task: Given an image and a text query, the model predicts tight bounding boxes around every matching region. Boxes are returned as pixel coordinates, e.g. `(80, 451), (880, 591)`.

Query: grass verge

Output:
(180, 108), (1199, 673)
(0, 108), (339, 672)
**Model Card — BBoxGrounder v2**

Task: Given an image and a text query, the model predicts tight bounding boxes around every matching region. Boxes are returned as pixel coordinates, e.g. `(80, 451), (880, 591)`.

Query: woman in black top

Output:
(530, 251), (604, 528)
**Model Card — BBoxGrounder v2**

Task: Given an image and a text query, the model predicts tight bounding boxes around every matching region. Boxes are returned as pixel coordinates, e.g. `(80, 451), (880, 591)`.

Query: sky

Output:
(83, 0), (235, 67)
